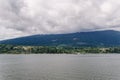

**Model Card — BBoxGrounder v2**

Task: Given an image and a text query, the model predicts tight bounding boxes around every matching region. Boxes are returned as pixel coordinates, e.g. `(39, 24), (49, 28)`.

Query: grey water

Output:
(0, 54), (120, 80)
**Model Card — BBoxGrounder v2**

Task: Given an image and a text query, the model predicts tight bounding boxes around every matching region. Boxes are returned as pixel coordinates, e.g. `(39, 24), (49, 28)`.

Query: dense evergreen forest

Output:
(0, 44), (120, 54)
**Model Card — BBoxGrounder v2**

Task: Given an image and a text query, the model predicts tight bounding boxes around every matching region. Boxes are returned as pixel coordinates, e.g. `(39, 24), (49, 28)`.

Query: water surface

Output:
(0, 54), (120, 80)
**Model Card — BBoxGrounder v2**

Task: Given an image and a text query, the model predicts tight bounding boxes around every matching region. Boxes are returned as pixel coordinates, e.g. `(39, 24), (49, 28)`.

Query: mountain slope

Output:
(0, 30), (120, 47)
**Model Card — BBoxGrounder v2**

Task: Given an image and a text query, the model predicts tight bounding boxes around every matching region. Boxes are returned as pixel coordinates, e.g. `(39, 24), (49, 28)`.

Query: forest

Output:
(0, 44), (120, 54)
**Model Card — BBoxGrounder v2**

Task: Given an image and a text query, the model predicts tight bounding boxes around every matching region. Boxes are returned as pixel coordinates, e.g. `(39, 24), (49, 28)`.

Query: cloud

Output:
(0, 0), (120, 40)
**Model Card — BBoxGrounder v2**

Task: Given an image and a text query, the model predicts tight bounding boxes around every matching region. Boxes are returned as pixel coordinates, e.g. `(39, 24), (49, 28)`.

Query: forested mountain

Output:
(0, 30), (120, 47)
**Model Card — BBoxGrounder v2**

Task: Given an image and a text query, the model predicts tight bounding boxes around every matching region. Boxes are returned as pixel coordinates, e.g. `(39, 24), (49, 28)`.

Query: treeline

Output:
(0, 44), (120, 54)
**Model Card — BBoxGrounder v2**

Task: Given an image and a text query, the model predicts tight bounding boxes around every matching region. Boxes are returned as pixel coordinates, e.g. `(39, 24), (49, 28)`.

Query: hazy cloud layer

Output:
(0, 0), (120, 40)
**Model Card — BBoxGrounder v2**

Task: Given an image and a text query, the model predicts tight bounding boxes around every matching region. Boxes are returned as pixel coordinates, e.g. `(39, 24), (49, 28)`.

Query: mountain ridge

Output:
(0, 30), (120, 47)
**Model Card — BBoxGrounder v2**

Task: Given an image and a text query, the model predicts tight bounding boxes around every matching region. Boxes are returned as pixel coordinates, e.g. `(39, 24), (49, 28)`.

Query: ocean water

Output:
(0, 54), (120, 80)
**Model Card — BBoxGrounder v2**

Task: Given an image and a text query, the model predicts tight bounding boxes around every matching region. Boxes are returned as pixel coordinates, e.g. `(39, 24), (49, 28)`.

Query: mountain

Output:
(0, 30), (120, 47)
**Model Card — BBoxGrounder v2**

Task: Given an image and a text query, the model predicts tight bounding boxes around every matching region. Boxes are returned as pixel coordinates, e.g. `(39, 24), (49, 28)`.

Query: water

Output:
(0, 54), (120, 80)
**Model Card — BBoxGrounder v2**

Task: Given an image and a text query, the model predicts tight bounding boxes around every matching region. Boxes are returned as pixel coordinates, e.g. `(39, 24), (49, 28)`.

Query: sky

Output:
(0, 0), (120, 40)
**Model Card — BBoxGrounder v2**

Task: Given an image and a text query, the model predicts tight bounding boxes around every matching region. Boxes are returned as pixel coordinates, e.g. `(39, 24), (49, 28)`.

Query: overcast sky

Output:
(0, 0), (120, 40)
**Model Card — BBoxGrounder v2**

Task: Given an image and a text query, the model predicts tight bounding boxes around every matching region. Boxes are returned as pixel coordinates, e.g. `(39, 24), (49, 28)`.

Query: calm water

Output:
(0, 54), (120, 80)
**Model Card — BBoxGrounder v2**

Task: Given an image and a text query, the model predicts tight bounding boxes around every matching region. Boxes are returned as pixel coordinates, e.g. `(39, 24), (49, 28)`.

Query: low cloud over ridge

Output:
(0, 0), (120, 40)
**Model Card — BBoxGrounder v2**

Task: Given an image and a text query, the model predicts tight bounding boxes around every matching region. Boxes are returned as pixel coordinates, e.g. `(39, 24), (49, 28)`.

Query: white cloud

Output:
(0, 27), (26, 40)
(0, 0), (120, 40)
